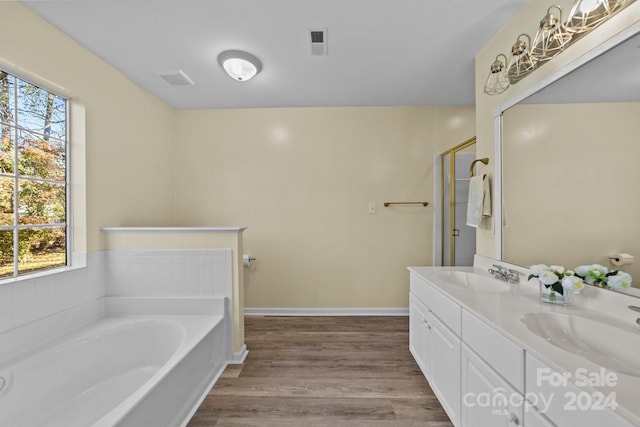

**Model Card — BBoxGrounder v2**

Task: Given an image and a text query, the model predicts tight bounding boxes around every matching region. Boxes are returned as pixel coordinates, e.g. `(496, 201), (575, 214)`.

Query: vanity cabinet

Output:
(409, 268), (637, 427)
(409, 294), (429, 375)
(525, 352), (634, 427)
(460, 342), (523, 427)
(409, 273), (461, 426)
(426, 309), (461, 425)
(524, 403), (556, 427)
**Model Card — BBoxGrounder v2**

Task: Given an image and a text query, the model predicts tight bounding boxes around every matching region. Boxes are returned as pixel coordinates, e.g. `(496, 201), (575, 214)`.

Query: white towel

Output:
(466, 174), (491, 228)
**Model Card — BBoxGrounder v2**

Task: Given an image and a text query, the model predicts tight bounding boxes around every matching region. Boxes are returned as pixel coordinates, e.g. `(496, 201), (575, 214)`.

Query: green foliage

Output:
(0, 72), (66, 271)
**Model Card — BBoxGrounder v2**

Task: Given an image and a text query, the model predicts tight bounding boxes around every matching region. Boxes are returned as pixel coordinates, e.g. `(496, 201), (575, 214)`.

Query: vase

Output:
(539, 280), (572, 305)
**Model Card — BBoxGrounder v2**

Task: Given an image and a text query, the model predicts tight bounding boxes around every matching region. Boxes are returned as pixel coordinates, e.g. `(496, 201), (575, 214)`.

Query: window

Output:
(0, 69), (68, 279)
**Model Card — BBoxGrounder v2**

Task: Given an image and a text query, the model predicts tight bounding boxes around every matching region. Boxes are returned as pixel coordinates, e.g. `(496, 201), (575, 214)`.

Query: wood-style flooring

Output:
(187, 316), (454, 427)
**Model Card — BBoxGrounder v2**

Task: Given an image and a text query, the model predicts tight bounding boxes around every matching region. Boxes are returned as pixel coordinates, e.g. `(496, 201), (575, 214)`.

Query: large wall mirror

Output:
(498, 26), (640, 292)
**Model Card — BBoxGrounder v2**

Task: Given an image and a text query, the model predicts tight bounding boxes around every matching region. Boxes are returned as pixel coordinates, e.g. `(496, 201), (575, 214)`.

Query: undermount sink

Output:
(436, 271), (510, 293)
(522, 312), (640, 377)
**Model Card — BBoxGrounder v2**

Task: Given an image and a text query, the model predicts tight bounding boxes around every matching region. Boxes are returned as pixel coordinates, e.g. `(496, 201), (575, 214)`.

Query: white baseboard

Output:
(229, 345), (248, 364)
(244, 307), (409, 316)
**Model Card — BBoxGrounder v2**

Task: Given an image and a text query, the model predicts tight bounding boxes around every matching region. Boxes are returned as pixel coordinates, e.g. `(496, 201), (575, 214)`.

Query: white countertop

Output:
(407, 264), (640, 426)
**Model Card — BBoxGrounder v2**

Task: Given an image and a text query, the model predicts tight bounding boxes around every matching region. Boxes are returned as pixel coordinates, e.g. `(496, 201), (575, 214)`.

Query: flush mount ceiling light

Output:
(218, 50), (262, 82)
(483, 54), (510, 95)
(531, 5), (573, 63)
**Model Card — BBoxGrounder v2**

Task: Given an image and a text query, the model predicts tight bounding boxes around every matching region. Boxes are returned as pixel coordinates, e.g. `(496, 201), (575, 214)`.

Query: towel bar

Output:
(383, 202), (429, 207)
(469, 158), (489, 177)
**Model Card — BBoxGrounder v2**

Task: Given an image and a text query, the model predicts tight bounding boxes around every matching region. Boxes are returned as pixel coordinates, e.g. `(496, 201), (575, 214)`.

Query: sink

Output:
(436, 271), (510, 293)
(522, 312), (640, 377)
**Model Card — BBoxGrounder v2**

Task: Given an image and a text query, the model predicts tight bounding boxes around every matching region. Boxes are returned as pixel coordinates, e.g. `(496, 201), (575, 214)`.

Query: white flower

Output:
(530, 264), (550, 276)
(607, 271), (632, 289)
(575, 265), (590, 277)
(564, 270), (575, 277)
(562, 275), (584, 291)
(539, 270), (559, 285)
(576, 264), (608, 285)
(589, 264), (608, 276)
(550, 265), (565, 275)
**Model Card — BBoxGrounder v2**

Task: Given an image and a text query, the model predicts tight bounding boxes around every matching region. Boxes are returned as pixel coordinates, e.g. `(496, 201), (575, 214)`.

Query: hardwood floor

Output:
(188, 316), (454, 427)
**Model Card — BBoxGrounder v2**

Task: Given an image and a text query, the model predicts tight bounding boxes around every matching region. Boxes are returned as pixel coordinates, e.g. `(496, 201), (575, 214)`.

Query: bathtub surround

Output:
(102, 227), (247, 359)
(0, 228), (237, 426)
(0, 251), (106, 338)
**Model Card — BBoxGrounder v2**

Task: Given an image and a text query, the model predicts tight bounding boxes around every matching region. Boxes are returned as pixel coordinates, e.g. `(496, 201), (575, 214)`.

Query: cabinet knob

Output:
(506, 412), (519, 425)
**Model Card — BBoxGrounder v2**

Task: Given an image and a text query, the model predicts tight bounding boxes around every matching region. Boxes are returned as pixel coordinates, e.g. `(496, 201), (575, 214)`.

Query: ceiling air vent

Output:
(158, 70), (195, 86)
(309, 29), (328, 56)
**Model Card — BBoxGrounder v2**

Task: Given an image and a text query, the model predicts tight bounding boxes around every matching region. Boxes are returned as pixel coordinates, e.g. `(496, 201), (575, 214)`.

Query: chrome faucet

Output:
(488, 264), (520, 285)
(628, 306), (640, 326)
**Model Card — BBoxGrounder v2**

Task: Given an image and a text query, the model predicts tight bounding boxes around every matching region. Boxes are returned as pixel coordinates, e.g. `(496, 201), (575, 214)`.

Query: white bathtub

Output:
(0, 312), (228, 427)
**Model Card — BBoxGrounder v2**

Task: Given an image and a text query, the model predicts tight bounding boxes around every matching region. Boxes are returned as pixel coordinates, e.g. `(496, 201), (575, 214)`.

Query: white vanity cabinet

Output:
(409, 273), (461, 426)
(409, 294), (429, 375)
(525, 352), (635, 427)
(426, 309), (461, 425)
(524, 403), (556, 427)
(460, 342), (523, 427)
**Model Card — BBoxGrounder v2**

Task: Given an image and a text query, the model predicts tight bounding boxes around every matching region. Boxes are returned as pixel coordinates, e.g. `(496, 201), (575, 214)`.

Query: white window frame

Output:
(0, 64), (86, 285)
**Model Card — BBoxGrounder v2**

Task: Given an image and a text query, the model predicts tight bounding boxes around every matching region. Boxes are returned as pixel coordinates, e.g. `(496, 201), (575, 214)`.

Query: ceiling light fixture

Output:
(218, 50), (262, 82)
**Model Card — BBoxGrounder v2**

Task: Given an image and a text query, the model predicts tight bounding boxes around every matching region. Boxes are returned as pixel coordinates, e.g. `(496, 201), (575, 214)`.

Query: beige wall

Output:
(475, 0), (640, 259)
(502, 102), (640, 279)
(0, 2), (176, 252)
(173, 106), (475, 308)
(3, 3), (477, 310)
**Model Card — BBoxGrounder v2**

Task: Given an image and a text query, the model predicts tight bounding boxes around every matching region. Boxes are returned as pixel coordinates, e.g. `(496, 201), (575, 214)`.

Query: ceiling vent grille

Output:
(158, 70), (195, 86)
(309, 29), (328, 56)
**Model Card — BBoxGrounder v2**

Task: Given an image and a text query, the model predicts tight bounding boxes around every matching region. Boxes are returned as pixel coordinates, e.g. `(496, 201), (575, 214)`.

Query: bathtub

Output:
(0, 310), (228, 427)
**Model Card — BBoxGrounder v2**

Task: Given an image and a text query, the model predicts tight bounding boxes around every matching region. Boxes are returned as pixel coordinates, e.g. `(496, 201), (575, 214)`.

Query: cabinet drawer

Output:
(462, 309), (524, 393)
(410, 272), (429, 307)
(526, 352), (635, 427)
(427, 284), (461, 336)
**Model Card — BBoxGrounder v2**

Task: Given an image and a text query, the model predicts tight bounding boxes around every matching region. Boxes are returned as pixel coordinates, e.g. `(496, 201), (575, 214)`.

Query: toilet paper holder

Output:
(243, 254), (256, 267)
(609, 253), (634, 266)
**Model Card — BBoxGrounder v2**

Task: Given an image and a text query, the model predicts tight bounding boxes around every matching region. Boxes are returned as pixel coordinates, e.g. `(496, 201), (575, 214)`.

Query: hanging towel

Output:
(466, 174), (491, 228)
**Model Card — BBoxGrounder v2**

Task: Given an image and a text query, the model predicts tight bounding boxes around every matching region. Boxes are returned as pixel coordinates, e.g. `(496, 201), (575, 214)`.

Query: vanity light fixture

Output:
(218, 50), (262, 81)
(506, 34), (537, 84)
(483, 0), (636, 95)
(483, 54), (510, 95)
(565, 0), (617, 34)
(531, 5), (573, 63)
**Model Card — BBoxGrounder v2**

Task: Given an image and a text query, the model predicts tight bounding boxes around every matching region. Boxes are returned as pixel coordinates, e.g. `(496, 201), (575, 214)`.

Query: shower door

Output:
(439, 137), (476, 266)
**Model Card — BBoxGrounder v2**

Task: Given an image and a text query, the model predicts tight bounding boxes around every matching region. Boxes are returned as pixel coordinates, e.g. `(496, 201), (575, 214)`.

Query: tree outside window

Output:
(0, 70), (68, 278)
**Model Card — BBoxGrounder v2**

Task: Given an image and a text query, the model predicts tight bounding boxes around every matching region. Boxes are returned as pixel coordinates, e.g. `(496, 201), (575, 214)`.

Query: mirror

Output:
(500, 29), (640, 291)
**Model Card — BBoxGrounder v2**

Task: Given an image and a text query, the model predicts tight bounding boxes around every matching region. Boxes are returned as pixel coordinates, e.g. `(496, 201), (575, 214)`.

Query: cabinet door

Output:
(525, 403), (556, 427)
(461, 343), (523, 427)
(427, 311), (461, 427)
(409, 294), (429, 376)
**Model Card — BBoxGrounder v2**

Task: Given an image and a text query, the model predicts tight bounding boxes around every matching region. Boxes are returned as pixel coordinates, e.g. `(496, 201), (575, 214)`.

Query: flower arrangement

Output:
(574, 264), (633, 290)
(528, 264), (584, 302)
(528, 263), (633, 304)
